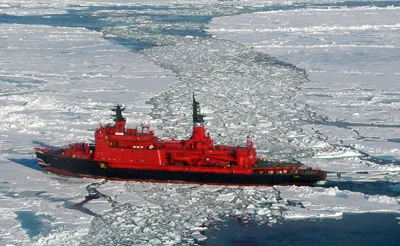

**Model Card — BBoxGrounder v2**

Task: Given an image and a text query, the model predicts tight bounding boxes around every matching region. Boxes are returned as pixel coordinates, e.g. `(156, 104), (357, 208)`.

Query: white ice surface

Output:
(0, 23), (175, 245)
(0, 158), (96, 245)
(0, 24), (175, 149)
(209, 4), (400, 170)
(1, 1), (400, 245)
(208, 2), (400, 224)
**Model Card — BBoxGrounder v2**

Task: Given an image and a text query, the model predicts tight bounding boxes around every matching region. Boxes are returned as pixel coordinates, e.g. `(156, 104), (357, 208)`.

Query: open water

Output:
(206, 213), (400, 246)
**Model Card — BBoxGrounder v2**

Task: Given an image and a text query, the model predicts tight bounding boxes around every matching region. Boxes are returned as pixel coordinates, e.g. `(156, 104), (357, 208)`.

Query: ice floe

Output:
(1, 1), (400, 245)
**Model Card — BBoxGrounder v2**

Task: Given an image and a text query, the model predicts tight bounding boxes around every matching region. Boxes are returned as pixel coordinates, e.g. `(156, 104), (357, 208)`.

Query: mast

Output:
(191, 93), (207, 142)
(111, 104), (126, 122)
(111, 104), (126, 133)
(192, 93), (205, 126)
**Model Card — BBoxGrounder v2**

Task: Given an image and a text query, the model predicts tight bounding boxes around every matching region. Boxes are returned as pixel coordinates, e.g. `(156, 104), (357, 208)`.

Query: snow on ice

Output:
(0, 0), (399, 245)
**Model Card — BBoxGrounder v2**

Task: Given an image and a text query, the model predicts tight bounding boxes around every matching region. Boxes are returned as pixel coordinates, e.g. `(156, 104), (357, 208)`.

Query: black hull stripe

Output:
(36, 153), (324, 186)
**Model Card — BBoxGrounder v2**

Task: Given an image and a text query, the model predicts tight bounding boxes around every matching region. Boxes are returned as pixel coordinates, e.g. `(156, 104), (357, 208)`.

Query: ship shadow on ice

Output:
(32, 140), (58, 149)
(1, 188), (99, 218)
(8, 158), (42, 171)
(35, 192), (100, 217)
(39, 191), (100, 217)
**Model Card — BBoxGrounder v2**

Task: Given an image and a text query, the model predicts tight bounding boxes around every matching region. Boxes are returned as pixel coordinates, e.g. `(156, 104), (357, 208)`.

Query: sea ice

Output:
(1, 1), (400, 245)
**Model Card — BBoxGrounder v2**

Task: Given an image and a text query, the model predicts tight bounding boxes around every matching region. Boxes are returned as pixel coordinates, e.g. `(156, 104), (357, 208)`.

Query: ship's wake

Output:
(142, 38), (332, 160)
(1, 1), (399, 245)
